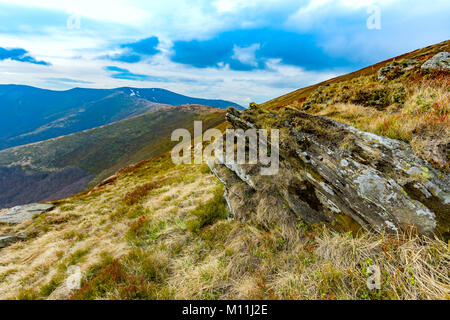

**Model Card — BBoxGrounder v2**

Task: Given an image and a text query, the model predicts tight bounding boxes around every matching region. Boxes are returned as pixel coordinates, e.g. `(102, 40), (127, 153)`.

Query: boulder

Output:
(378, 64), (395, 81)
(0, 203), (54, 224)
(421, 52), (450, 72)
(209, 108), (450, 238)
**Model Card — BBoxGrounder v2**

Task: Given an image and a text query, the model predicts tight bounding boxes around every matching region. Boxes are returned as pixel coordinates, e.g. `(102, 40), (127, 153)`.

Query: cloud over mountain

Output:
(0, 0), (448, 105)
(0, 47), (50, 65)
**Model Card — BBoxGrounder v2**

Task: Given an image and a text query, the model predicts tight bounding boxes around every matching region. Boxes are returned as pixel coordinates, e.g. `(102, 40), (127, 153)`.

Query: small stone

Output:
(0, 203), (54, 224)
(377, 63), (395, 80)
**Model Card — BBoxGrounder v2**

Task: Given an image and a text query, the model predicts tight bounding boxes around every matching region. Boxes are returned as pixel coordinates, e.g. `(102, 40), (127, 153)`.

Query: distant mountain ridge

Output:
(0, 85), (241, 150)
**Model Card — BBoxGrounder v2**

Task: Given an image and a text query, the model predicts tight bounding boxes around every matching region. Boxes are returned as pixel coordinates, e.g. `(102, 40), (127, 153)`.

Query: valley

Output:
(0, 85), (240, 150)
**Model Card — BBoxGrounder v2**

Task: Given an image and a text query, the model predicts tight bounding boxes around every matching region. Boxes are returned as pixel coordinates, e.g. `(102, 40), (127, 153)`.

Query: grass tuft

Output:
(186, 185), (228, 233)
(122, 180), (165, 205)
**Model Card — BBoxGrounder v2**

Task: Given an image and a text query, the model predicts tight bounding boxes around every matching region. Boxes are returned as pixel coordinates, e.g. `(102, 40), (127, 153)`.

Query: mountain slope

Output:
(261, 40), (449, 111)
(0, 147), (447, 300)
(261, 40), (449, 168)
(0, 105), (226, 208)
(0, 42), (449, 301)
(0, 85), (240, 150)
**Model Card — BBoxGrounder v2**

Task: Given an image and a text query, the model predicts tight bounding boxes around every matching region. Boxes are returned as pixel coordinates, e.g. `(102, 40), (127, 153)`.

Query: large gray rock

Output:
(209, 108), (450, 238)
(0, 235), (25, 248)
(0, 203), (54, 224)
(421, 52), (450, 72)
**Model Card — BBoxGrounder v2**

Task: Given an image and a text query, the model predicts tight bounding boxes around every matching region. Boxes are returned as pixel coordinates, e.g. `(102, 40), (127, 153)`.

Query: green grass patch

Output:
(70, 249), (172, 300)
(186, 185), (228, 233)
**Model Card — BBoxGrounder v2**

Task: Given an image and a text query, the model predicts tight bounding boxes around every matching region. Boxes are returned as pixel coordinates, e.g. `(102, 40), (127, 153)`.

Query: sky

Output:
(0, 0), (448, 105)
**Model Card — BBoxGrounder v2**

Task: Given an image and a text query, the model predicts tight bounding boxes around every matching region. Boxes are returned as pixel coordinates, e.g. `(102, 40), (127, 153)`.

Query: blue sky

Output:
(0, 0), (448, 105)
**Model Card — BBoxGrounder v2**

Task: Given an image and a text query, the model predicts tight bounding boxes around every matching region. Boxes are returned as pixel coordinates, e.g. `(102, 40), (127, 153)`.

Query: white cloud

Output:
(214, 0), (288, 13)
(0, 47), (343, 106)
(285, 0), (396, 30)
(231, 43), (260, 67)
(214, 0), (239, 13)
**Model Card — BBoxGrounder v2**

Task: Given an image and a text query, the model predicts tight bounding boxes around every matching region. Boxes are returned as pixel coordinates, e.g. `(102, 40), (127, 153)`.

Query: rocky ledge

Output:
(0, 203), (54, 224)
(209, 107), (449, 238)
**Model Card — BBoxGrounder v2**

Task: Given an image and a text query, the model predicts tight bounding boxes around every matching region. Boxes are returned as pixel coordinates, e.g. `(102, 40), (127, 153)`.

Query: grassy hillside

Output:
(0, 105), (225, 208)
(0, 149), (447, 300)
(261, 40), (449, 169)
(0, 42), (448, 301)
(261, 40), (449, 111)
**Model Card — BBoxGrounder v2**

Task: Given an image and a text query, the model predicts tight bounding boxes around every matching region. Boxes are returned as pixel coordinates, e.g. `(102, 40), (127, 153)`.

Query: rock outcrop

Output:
(209, 107), (449, 238)
(377, 52), (450, 80)
(378, 59), (419, 80)
(0, 203), (54, 224)
(421, 52), (450, 72)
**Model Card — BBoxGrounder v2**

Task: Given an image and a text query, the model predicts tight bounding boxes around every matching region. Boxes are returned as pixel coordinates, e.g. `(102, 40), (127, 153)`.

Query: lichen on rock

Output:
(421, 52), (450, 72)
(209, 107), (450, 239)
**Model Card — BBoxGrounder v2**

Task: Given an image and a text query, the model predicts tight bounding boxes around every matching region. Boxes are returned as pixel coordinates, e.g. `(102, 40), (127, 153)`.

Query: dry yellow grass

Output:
(0, 152), (448, 300)
(306, 74), (449, 168)
(162, 223), (449, 300)
(259, 41), (449, 169)
(261, 40), (449, 111)
(0, 155), (216, 299)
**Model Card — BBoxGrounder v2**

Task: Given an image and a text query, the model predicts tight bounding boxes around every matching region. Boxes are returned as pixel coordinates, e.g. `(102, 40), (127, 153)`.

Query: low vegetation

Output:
(122, 180), (165, 205)
(186, 185), (228, 233)
(0, 105), (225, 208)
(0, 42), (448, 301)
(0, 150), (448, 300)
(303, 72), (449, 168)
(262, 40), (450, 169)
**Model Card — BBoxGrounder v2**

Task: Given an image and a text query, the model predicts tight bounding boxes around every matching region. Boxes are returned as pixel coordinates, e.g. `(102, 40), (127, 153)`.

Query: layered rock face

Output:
(209, 107), (449, 238)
